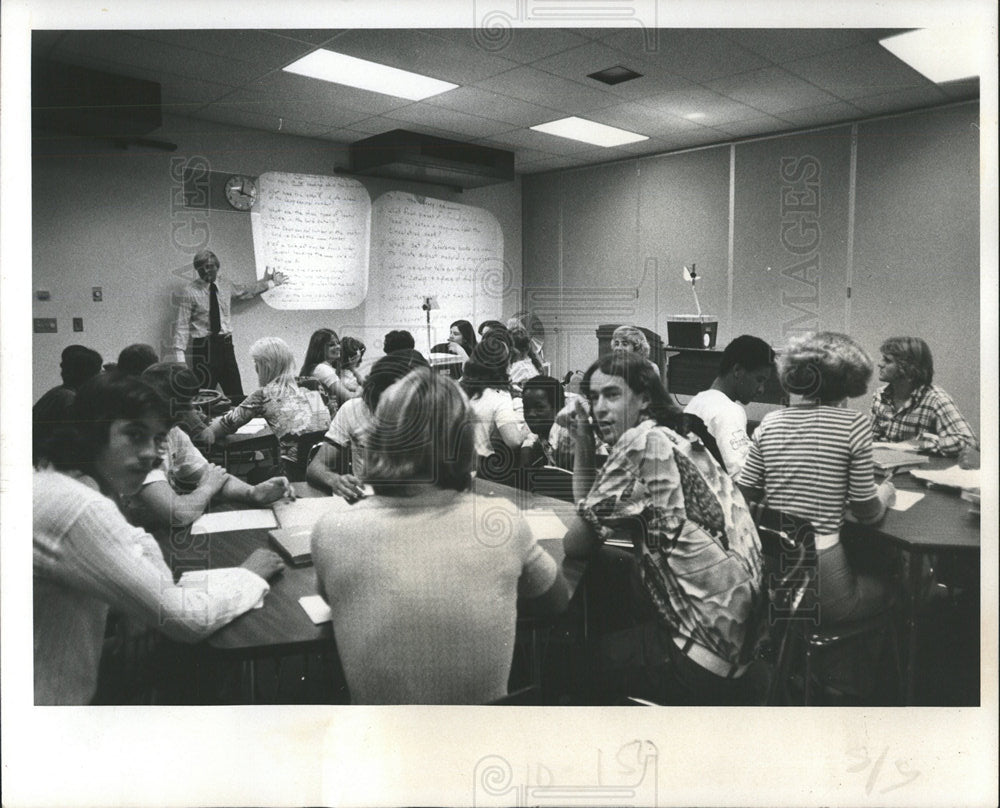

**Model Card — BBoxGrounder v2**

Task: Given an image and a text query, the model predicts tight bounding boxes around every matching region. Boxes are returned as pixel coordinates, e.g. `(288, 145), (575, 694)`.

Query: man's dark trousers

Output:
(190, 334), (244, 398)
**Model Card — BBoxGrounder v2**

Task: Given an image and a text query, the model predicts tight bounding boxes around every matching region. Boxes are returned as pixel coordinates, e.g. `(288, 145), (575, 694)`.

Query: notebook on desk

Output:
(268, 526), (314, 567)
(872, 448), (928, 473)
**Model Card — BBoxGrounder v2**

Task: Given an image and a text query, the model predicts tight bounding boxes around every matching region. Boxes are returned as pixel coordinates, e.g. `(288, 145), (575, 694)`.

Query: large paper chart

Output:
(366, 192), (504, 345)
(251, 172), (371, 310)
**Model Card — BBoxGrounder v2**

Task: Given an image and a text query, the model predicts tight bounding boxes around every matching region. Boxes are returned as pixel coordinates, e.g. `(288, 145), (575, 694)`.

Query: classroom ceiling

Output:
(32, 28), (979, 174)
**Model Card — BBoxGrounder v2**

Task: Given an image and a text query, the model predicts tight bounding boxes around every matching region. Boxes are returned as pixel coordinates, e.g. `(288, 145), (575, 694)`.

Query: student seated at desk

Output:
(870, 336), (977, 457)
(124, 362), (293, 529)
(339, 336), (367, 396)
(204, 337), (330, 470)
(508, 325), (544, 396)
(33, 344), (104, 466)
(520, 375), (573, 470)
(738, 333), (896, 695)
(299, 328), (354, 411)
(33, 373), (284, 705)
(562, 352), (766, 705)
(460, 330), (532, 484)
(311, 367), (569, 704)
(683, 335), (775, 477)
(306, 349), (429, 501)
(431, 318), (478, 360)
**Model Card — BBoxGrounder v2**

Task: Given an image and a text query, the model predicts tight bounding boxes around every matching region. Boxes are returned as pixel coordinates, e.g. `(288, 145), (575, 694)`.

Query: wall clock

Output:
(224, 175), (258, 211)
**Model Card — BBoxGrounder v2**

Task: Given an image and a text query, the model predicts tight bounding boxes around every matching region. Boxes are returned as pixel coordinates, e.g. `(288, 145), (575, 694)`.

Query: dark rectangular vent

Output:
(349, 129), (515, 189)
(588, 65), (642, 85)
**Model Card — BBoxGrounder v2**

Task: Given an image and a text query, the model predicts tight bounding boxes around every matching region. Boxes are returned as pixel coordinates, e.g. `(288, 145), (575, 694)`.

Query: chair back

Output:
(681, 412), (727, 472)
(522, 465), (575, 503)
(748, 503), (818, 704)
(286, 430), (329, 482)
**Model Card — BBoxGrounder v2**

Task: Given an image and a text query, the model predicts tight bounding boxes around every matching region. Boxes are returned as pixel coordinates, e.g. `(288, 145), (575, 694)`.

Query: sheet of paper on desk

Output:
(523, 509), (568, 541)
(910, 465), (981, 489)
(299, 595), (332, 624)
(234, 417), (268, 434)
(273, 496), (353, 529)
(190, 509), (278, 534)
(889, 490), (924, 511)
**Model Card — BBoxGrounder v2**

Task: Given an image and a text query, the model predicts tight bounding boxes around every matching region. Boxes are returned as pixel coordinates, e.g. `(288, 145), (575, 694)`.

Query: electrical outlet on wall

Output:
(92, 287), (103, 302)
(34, 318), (58, 333)
(37, 290), (51, 301)
(73, 318), (84, 332)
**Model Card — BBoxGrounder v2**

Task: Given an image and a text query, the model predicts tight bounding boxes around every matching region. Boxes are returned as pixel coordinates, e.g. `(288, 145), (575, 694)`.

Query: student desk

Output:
(200, 478), (586, 700)
(842, 458), (981, 704)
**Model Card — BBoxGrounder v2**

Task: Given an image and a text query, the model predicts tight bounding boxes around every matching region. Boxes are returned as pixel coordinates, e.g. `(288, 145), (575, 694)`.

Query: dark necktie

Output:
(209, 282), (221, 335)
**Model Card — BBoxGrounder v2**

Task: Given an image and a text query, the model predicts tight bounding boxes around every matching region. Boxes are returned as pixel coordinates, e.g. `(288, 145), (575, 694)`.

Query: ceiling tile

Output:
(601, 136), (675, 157)
(711, 115), (793, 139)
(851, 85), (950, 116)
(484, 127), (599, 155)
(323, 29), (520, 85)
(426, 86), (561, 127)
(585, 100), (702, 138)
(601, 29), (771, 82)
(345, 115), (462, 141)
(777, 101), (865, 128)
(721, 29), (893, 64)
(421, 28), (592, 64)
(245, 70), (409, 116)
(192, 105), (332, 140)
(134, 30), (313, 70)
(472, 65), (619, 115)
(706, 67), (839, 115)
(939, 77), (980, 101)
(387, 103), (519, 139)
(218, 73), (389, 128)
(51, 31), (271, 87)
(783, 42), (934, 100)
(265, 30), (348, 46)
(638, 88), (764, 126)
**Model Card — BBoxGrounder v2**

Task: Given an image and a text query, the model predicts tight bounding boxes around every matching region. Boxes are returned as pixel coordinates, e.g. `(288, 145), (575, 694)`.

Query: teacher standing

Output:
(172, 249), (287, 398)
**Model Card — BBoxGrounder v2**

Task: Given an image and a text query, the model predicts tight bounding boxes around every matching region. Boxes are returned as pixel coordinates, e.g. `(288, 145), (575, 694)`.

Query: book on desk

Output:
(872, 448), (929, 474)
(268, 526), (314, 567)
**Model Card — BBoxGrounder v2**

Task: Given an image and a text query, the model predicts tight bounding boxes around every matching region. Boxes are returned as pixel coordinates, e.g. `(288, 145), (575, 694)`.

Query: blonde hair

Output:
(249, 337), (298, 388)
(365, 367), (474, 493)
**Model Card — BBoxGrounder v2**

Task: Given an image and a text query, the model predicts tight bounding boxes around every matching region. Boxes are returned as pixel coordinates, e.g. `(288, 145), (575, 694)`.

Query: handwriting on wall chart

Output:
(250, 177), (503, 328)
(367, 191), (503, 340)
(251, 172), (370, 310)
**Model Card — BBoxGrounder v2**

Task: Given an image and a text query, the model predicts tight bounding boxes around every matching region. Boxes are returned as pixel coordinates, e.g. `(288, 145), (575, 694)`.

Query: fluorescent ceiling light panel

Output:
(530, 116), (648, 147)
(283, 50), (458, 100)
(879, 28), (981, 83)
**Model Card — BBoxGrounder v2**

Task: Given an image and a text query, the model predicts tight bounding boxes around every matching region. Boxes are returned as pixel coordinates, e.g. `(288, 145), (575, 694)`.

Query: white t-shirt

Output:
(468, 387), (526, 457)
(323, 397), (372, 478)
(684, 389), (750, 477)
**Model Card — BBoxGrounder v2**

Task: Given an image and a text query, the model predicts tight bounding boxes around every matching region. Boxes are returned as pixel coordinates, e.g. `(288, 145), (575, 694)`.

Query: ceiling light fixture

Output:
(283, 50), (458, 101)
(530, 116), (648, 147)
(879, 28), (981, 83)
